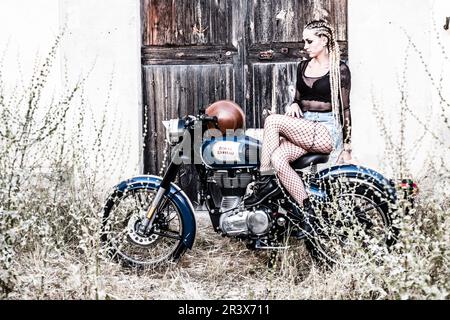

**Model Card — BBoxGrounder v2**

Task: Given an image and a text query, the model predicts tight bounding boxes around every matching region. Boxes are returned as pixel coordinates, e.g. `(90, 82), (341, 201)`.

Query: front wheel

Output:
(102, 187), (188, 268)
(305, 178), (398, 267)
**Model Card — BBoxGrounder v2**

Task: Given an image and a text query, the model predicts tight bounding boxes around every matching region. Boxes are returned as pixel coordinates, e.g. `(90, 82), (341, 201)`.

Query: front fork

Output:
(139, 160), (182, 234)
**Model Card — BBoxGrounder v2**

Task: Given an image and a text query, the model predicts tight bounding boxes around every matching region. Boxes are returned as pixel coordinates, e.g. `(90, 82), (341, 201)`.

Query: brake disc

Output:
(126, 214), (160, 246)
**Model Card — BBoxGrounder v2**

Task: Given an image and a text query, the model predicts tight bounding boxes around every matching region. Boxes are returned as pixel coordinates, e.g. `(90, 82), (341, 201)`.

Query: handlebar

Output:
(182, 114), (218, 129)
(199, 115), (218, 123)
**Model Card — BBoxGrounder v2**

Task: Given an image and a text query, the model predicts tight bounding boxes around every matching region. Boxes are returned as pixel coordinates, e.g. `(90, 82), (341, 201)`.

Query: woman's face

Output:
(302, 29), (328, 58)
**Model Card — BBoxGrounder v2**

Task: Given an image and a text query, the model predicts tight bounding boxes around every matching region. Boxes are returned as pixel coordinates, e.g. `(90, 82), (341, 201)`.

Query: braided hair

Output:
(304, 20), (344, 131)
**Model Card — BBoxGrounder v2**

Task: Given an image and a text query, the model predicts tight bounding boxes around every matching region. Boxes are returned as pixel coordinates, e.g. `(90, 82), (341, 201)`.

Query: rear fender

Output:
(308, 165), (397, 204)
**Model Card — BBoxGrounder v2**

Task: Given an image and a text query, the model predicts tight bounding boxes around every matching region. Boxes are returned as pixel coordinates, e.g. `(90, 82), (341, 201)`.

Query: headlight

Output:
(162, 119), (186, 145)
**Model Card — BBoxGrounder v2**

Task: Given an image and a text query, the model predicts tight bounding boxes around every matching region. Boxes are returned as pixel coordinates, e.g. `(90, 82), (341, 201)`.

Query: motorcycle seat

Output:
(291, 153), (330, 170)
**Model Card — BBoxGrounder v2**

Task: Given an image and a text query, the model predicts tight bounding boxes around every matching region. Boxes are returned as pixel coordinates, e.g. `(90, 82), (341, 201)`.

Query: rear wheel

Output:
(102, 187), (187, 268)
(305, 179), (398, 267)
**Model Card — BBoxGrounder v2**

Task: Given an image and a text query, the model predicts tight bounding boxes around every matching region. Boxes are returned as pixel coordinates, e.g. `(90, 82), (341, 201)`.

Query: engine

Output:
(207, 169), (272, 237)
(217, 196), (272, 237)
(209, 170), (252, 196)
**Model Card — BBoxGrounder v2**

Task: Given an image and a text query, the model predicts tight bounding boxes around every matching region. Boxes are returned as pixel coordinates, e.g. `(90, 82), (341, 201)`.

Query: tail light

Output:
(397, 179), (419, 213)
(399, 179), (419, 197)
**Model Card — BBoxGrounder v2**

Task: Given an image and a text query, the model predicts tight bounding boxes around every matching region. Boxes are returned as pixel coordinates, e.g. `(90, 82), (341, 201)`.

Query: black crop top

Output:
(292, 59), (352, 144)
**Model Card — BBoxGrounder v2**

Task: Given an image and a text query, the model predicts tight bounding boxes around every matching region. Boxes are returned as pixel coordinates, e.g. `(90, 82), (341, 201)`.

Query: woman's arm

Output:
(336, 62), (353, 164)
(340, 63), (352, 148)
(292, 86), (302, 107)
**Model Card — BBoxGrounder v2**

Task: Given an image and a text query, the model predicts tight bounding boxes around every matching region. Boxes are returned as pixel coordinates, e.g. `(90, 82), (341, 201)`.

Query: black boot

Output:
(244, 175), (281, 207)
(301, 198), (317, 236)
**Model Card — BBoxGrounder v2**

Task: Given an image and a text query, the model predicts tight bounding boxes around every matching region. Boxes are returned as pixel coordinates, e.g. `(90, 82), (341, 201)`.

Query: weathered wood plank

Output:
(251, 62), (298, 128)
(300, 0), (347, 41)
(332, 0), (348, 41)
(273, 0), (301, 42)
(142, 0), (233, 46)
(248, 0), (347, 45)
(142, 45), (237, 65)
(246, 41), (348, 62)
(231, 0), (246, 113)
(143, 67), (159, 174)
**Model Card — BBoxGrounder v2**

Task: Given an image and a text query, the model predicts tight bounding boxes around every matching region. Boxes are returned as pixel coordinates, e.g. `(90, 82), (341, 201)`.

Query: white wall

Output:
(348, 0), (450, 178)
(0, 0), (61, 94)
(0, 0), (141, 187)
(60, 0), (142, 185)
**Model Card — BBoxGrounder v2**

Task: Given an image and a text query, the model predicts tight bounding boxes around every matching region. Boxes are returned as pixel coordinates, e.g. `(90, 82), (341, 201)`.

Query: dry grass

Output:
(1, 28), (449, 300)
(5, 212), (361, 300)
(5, 186), (448, 300)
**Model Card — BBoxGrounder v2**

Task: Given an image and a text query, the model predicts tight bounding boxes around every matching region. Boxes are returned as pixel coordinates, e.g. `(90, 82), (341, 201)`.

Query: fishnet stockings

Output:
(260, 114), (333, 206)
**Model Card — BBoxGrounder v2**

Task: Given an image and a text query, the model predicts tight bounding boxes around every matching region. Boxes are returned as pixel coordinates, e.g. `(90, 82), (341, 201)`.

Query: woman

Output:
(245, 20), (353, 213)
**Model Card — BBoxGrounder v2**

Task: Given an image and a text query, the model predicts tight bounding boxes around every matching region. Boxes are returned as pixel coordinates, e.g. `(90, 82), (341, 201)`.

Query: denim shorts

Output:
(303, 111), (343, 163)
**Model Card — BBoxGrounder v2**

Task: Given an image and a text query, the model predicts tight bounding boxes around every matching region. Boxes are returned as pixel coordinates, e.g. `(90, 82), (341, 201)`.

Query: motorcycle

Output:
(102, 103), (406, 268)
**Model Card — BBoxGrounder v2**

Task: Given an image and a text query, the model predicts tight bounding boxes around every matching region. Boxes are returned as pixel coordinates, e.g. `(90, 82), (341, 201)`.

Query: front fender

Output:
(114, 175), (196, 250)
(309, 165), (397, 203)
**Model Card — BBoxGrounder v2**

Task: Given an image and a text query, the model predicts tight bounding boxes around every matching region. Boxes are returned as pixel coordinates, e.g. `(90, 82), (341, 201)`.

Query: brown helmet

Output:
(205, 100), (245, 134)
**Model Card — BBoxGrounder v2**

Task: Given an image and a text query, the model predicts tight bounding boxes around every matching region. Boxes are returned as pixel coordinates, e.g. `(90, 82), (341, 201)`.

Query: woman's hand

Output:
(285, 103), (303, 118)
(337, 144), (355, 164)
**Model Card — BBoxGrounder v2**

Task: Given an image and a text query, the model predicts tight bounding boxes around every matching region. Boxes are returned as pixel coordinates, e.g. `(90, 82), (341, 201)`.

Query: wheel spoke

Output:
(153, 230), (182, 240)
(309, 185), (392, 267)
(103, 188), (183, 266)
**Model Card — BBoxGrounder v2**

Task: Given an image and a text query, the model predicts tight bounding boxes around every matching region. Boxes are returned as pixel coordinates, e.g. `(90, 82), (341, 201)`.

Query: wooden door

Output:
(141, 0), (347, 201)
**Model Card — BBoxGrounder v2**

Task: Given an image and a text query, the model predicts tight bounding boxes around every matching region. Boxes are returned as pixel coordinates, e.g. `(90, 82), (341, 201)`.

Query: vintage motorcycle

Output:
(102, 101), (405, 268)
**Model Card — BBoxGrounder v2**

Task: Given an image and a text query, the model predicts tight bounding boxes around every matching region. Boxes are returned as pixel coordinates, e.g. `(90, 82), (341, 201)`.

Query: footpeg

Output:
(253, 239), (290, 250)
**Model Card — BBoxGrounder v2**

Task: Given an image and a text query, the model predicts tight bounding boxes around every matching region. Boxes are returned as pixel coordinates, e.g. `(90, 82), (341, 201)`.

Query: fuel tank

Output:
(201, 135), (261, 169)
